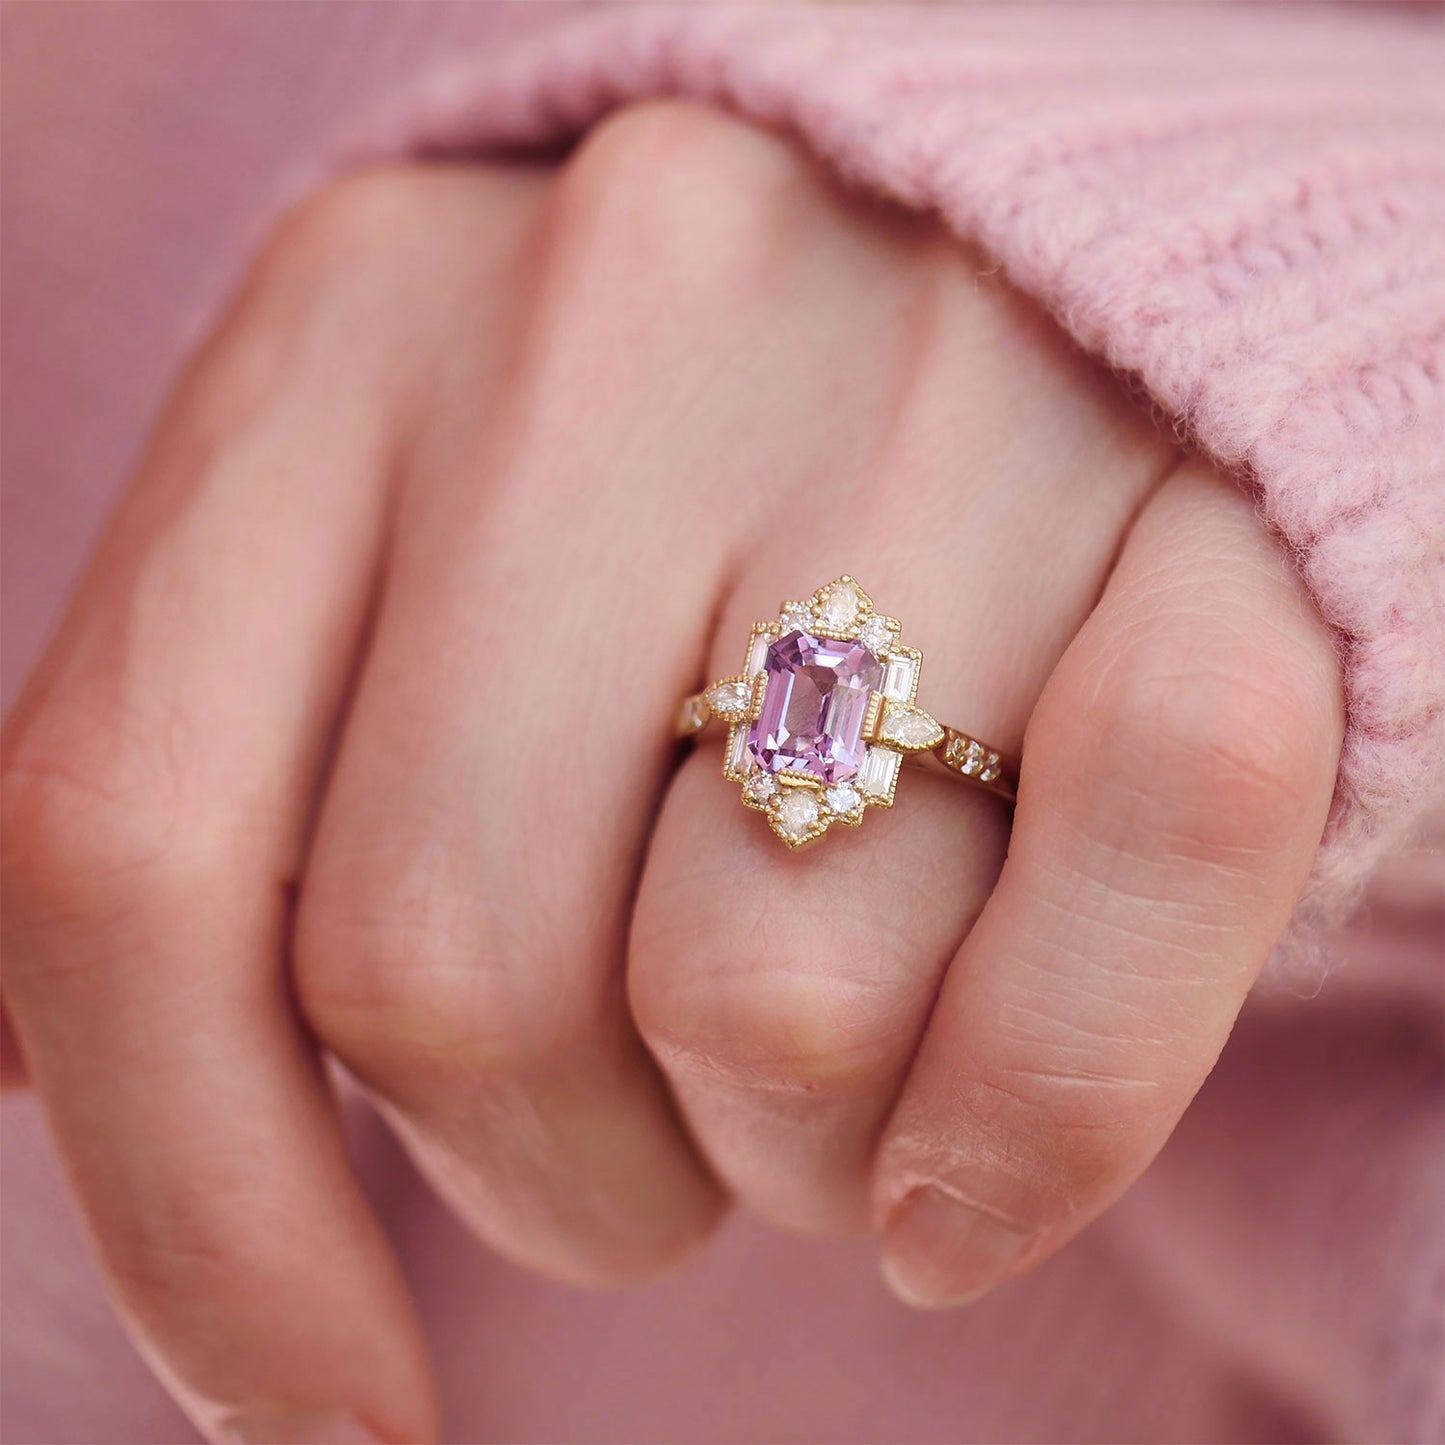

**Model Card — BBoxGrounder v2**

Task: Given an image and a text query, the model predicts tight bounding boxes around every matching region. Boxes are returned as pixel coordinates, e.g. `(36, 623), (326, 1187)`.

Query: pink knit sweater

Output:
(345, 0), (1445, 971)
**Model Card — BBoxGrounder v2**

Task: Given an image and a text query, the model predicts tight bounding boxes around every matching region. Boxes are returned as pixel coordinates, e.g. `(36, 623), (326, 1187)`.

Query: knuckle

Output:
(546, 99), (805, 306)
(883, 1071), (1157, 1232)
(632, 922), (908, 1096)
(295, 874), (560, 1088)
(1091, 619), (1335, 857)
(260, 164), (442, 284)
(987, 957), (1236, 1129)
(980, 1049), (1179, 1145)
(180, 167), (449, 436)
(1, 707), (185, 951)
(104, 1181), (261, 1326)
(974, 1073), (1166, 1214)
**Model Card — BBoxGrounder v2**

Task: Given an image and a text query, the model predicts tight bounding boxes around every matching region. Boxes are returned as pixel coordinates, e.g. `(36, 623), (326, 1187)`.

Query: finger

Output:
(294, 102), (907, 1284)
(629, 220), (1176, 1235)
(0, 166), (541, 1441)
(1, 1002), (26, 1087)
(293, 462), (729, 1285)
(876, 459), (1344, 1307)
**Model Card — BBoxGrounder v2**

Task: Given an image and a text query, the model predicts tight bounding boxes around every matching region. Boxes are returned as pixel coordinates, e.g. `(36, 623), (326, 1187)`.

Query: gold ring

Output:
(676, 576), (1018, 847)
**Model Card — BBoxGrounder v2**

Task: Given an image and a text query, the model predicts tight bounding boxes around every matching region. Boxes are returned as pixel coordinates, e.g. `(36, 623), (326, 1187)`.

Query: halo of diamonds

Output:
(700, 576), (951, 848)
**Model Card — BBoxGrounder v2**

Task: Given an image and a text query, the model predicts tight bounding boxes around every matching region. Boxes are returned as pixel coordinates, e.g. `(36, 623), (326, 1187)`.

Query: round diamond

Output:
(825, 781), (862, 816)
(776, 788), (821, 839)
(858, 616), (893, 655)
(744, 772), (778, 804)
(779, 601), (813, 632)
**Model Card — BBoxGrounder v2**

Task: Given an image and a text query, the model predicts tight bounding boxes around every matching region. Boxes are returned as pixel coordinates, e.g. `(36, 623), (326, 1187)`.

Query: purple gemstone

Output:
(748, 630), (883, 783)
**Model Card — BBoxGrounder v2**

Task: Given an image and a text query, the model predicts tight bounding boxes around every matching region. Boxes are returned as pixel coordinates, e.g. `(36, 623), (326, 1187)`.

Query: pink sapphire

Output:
(748, 630), (883, 783)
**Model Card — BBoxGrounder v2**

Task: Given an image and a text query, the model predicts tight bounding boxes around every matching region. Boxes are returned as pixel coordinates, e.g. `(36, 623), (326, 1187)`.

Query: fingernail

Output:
(880, 1186), (1034, 1309)
(216, 1411), (381, 1445)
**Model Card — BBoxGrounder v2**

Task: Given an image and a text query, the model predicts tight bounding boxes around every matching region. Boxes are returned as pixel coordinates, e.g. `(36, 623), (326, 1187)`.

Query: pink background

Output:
(2, 6), (1441, 1443)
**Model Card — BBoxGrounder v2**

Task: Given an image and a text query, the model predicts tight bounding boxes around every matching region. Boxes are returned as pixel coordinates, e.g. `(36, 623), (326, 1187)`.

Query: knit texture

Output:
(352, 1), (1445, 972)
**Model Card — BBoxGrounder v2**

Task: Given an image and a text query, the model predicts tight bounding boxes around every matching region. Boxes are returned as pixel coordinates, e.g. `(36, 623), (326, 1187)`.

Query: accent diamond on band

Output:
(676, 576), (1018, 848)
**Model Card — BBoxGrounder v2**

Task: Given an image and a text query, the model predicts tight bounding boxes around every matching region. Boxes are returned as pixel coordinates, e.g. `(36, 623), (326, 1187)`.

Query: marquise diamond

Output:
(879, 706), (944, 750)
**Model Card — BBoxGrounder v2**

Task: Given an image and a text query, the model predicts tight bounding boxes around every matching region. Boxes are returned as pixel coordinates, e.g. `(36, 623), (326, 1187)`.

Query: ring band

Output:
(676, 576), (1018, 847)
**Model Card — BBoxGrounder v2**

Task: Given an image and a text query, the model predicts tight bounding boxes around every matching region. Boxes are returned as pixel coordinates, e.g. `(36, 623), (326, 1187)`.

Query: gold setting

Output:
(677, 576), (1017, 848)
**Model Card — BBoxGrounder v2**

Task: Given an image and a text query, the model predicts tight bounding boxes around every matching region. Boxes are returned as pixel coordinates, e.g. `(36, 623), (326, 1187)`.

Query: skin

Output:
(0, 104), (1344, 1444)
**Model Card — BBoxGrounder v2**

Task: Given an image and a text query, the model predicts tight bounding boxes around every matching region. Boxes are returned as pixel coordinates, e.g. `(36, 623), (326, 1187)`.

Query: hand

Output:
(1, 103), (1343, 1443)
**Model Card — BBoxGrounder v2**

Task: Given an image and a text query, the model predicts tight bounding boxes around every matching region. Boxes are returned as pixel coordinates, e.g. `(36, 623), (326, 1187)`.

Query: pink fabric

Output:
(2, 4), (1441, 1443)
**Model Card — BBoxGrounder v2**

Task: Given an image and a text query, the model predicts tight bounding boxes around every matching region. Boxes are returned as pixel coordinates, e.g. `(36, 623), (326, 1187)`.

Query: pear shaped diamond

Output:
(818, 579), (863, 631)
(879, 705), (944, 750)
(707, 680), (751, 719)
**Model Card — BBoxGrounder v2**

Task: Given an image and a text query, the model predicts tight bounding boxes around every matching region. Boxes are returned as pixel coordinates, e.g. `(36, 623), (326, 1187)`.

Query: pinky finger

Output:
(874, 459), (1344, 1307)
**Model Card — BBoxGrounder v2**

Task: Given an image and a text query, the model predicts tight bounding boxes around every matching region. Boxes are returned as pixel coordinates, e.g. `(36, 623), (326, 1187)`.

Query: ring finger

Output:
(629, 255), (1175, 1235)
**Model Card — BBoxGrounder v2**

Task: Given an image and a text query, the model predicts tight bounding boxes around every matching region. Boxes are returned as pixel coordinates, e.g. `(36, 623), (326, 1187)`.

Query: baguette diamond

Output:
(858, 745), (903, 800)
